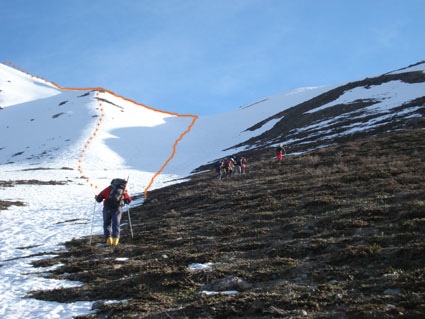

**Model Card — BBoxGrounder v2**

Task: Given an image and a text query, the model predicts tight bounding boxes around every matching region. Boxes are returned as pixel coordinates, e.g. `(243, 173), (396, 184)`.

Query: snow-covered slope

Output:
(2, 62), (326, 318)
(0, 61), (424, 318)
(0, 64), (334, 186)
(0, 64), (199, 318)
(0, 69), (198, 192)
(0, 64), (60, 107)
(162, 85), (336, 174)
(233, 61), (425, 152)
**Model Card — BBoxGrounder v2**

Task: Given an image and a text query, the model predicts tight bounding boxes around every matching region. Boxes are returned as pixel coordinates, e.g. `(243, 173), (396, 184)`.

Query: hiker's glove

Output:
(124, 199), (130, 204)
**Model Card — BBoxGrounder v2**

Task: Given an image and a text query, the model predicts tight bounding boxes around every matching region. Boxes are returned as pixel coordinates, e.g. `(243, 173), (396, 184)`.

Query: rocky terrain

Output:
(26, 128), (425, 318)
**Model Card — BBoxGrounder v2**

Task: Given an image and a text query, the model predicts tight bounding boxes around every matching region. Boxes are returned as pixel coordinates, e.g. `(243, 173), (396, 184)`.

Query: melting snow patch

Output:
(200, 290), (239, 296)
(188, 262), (220, 271)
(200, 275), (252, 296)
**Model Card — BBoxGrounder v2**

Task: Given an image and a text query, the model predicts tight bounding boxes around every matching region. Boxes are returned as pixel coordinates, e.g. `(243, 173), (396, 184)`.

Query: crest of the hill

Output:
(230, 61), (425, 153)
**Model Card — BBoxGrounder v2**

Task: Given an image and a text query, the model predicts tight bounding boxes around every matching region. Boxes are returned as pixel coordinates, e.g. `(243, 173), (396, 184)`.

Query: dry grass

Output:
(29, 129), (425, 318)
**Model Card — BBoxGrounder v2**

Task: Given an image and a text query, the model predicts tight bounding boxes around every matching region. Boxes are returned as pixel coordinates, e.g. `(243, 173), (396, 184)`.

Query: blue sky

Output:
(1, 0), (424, 115)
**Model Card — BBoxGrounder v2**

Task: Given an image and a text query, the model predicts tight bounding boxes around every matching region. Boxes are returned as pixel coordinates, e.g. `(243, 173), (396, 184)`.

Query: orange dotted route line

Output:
(3, 62), (198, 198)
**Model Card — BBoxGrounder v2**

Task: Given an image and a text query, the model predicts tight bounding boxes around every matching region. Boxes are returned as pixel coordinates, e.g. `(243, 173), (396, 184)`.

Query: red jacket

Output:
(96, 186), (132, 205)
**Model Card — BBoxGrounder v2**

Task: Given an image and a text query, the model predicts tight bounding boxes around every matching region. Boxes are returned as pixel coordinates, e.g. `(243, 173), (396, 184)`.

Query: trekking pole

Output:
(89, 199), (97, 245)
(126, 204), (134, 240)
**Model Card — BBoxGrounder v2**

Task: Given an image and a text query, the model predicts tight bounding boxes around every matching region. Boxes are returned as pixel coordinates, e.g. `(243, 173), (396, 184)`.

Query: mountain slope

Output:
(1, 60), (425, 319)
(0, 63), (60, 108)
(31, 128), (425, 319)
(233, 61), (425, 154)
(2, 61), (424, 178)
(0, 89), (95, 164)
(0, 64), (198, 194)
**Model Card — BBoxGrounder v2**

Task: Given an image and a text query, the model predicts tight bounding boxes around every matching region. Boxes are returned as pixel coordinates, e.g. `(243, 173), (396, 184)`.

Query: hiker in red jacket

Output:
(235, 156), (247, 174)
(95, 179), (132, 246)
(276, 143), (286, 163)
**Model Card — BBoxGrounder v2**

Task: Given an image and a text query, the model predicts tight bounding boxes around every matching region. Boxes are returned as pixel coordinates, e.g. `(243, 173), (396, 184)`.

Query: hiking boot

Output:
(112, 237), (119, 246)
(106, 237), (113, 246)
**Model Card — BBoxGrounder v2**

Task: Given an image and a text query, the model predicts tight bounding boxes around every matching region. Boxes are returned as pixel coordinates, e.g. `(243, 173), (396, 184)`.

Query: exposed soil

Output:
(28, 129), (425, 318)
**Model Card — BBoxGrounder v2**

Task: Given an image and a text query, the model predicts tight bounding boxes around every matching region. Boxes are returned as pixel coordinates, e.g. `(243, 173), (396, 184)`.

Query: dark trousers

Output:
(103, 205), (123, 239)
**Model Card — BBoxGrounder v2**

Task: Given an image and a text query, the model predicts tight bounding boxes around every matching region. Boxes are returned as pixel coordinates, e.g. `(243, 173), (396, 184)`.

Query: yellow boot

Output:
(112, 237), (119, 246)
(106, 237), (113, 246)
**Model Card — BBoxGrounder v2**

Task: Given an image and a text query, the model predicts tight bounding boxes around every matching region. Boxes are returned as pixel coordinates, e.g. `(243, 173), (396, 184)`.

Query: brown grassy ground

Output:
(29, 129), (425, 318)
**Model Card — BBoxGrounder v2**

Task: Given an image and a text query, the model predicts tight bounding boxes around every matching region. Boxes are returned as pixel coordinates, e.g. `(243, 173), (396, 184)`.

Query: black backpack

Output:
(105, 178), (127, 208)
(236, 157), (242, 166)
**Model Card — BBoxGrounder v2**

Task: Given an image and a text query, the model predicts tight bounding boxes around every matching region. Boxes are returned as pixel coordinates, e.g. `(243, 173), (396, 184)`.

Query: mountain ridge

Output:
(230, 61), (425, 155)
(2, 61), (424, 175)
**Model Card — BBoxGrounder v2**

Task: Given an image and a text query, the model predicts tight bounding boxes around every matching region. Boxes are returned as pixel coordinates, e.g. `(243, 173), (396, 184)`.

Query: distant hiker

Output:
(275, 143), (286, 163)
(95, 178), (132, 246)
(214, 159), (225, 179)
(235, 156), (247, 174)
(226, 157), (236, 177)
